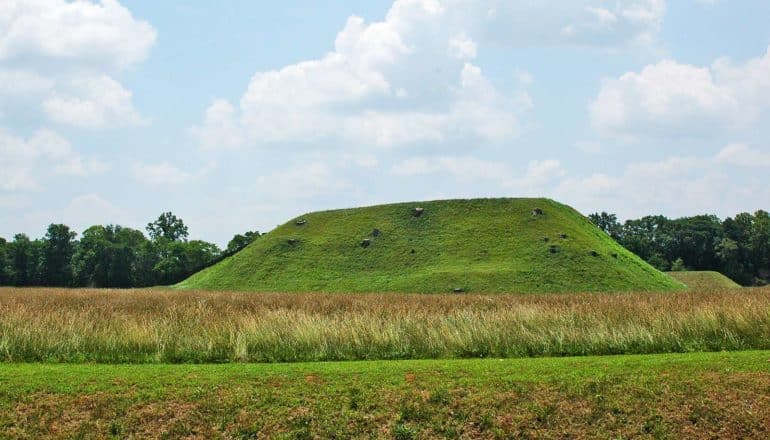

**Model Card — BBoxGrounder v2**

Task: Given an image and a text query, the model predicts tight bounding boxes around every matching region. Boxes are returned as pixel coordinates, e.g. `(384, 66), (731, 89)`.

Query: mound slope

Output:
(667, 271), (741, 290)
(178, 198), (684, 293)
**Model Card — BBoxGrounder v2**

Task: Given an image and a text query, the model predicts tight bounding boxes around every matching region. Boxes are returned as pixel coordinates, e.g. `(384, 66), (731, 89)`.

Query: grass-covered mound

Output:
(667, 271), (742, 290)
(178, 198), (683, 293)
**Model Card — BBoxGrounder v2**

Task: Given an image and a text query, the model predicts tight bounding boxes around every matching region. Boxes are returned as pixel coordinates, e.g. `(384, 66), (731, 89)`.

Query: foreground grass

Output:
(1, 351), (769, 438)
(179, 198), (682, 293)
(1, 287), (769, 363)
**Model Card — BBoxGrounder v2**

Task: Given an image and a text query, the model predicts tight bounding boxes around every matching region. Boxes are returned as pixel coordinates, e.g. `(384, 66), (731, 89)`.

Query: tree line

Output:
(589, 210), (770, 286)
(0, 212), (260, 288)
(1, 209), (767, 288)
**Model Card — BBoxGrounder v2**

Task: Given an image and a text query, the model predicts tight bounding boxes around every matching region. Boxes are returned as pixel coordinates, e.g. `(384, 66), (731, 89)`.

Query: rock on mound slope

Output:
(177, 198), (684, 293)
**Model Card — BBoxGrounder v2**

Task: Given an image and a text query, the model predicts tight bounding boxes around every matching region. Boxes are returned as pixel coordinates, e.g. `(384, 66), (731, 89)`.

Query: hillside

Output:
(667, 271), (742, 290)
(177, 198), (684, 293)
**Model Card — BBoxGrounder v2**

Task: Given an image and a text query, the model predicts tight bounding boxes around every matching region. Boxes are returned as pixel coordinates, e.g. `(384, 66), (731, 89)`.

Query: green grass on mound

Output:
(668, 271), (742, 290)
(2, 351), (769, 438)
(178, 198), (683, 293)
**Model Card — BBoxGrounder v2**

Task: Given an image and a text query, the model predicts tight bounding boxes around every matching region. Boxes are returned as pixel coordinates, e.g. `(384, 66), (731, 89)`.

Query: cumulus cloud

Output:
(0, 129), (107, 190)
(486, 0), (665, 47)
(391, 156), (509, 181)
(553, 145), (769, 218)
(255, 162), (351, 199)
(0, 0), (156, 70)
(0, 0), (155, 129)
(133, 162), (193, 185)
(391, 155), (565, 195)
(18, 193), (130, 235)
(194, 0), (664, 151)
(43, 75), (145, 128)
(715, 143), (770, 167)
(590, 45), (770, 139)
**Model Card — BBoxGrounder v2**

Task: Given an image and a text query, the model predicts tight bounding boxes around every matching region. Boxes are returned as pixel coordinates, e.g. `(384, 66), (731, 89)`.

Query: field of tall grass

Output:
(1, 287), (769, 363)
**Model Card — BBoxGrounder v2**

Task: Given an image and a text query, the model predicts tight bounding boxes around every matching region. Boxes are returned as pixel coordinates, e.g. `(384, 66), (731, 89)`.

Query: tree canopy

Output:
(0, 212), (260, 288)
(589, 210), (770, 285)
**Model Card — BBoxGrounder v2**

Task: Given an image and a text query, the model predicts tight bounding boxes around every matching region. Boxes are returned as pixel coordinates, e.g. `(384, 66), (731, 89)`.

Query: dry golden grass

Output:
(1, 287), (769, 362)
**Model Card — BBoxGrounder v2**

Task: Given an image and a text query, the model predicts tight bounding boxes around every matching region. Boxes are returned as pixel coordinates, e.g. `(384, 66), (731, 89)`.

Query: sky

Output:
(1, 0), (770, 246)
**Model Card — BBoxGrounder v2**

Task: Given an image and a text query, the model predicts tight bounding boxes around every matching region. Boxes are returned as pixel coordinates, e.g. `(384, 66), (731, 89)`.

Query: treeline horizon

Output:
(0, 209), (767, 288)
(589, 210), (769, 286)
(0, 212), (259, 289)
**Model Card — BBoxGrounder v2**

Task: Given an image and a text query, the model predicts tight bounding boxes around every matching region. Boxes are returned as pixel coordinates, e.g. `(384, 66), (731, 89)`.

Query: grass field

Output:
(668, 271), (742, 290)
(178, 198), (683, 293)
(2, 351), (769, 438)
(1, 287), (769, 363)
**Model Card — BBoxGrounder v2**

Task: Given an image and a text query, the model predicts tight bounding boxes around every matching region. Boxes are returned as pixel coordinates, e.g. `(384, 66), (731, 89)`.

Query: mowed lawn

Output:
(2, 351), (770, 439)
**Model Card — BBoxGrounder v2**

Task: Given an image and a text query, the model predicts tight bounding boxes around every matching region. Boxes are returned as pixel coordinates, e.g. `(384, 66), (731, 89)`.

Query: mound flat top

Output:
(179, 198), (683, 293)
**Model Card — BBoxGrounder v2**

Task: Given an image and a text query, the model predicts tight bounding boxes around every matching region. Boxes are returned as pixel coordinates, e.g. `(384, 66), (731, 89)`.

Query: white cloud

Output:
(553, 147), (768, 218)
(391, 156), (508, 181)
(448, 32), (477, 59)
(0, 0), (156, 70)
(43, 75), (144, 128)
(490, 0), (665, 47)
(133, 162), (192, 185)
(0, 1), (155, 129)
(390, 156), (565, 196)
(255, 162), (350, 199)
(575, 140), (602, 154)
(511, 159), (566, 189)
(0, 129), (107, 190)
(18, 193), (131, 234)
(715, 143), (770, 167)
(586, 7), (618, 28)
(64, 194), (128, 226)
(194, 0), (664, 151)
(53, 157), (110, 177)
(190, 99), (245, 150)
(0, 68), (53, 96)
(0, 168), (37, 192)
(590, 46), (770, 139)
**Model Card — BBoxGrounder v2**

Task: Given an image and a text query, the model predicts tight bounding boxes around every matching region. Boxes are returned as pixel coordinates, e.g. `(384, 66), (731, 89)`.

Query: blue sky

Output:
(1, 0), (769, 246)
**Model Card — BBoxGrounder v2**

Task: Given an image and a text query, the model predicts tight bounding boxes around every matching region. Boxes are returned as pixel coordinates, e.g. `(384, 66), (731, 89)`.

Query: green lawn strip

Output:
(1, 351), (769, 438)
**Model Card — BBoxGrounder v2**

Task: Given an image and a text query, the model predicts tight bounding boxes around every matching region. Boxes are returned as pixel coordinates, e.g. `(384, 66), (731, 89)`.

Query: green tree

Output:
(749, 210), (770, 283)
(146, 212), (189, 242)
(72, 225), (151, 287)
(715, 237), (748, 284)
(670, 257), (686, 272)
(669, 215), (723, 270)
(9, 234), (42, 286)
(588, 212), (622, 240)
(226, 231), (260, 253)
(40, 224), (76, 286)
(0, 237), (10, 285)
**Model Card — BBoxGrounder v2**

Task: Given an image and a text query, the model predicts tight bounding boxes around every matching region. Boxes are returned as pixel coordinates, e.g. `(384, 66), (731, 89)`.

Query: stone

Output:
(532, 208), (544, 216)
(412, 207), (425, 217)
(559, 233), (568, 239)
(361, 239), (372, 248)
(372, 228), (381, 237)
(453, 287), (465, 293)
(287, 239), (299, 246)
(295, 219), (307, 226)
(549, 245), (560, 254)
